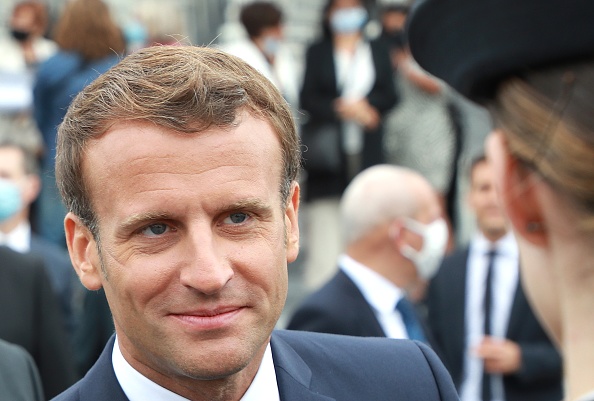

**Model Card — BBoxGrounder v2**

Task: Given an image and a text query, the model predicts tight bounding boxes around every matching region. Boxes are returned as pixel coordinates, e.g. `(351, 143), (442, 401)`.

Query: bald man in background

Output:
(287, 165), (448, 344)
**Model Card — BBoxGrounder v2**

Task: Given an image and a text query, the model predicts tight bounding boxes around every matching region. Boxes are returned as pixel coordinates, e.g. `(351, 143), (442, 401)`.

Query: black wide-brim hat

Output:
(407, 0), (594, 102)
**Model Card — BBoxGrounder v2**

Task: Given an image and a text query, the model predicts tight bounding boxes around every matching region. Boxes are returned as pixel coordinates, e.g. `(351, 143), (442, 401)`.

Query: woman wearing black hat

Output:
(408, 0), (594, 400)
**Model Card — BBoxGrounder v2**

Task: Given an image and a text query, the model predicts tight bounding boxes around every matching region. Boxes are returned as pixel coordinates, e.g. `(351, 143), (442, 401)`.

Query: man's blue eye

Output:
(228, 213), (248, 224)
(142, 223), (168, 236)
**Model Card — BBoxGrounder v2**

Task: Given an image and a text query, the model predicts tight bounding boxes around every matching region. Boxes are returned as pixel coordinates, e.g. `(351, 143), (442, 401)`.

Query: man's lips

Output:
(169, 306), (244, 330)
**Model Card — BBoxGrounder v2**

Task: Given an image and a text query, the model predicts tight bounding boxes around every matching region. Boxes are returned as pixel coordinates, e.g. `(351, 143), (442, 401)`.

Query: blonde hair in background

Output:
(490, 60), (594, 230)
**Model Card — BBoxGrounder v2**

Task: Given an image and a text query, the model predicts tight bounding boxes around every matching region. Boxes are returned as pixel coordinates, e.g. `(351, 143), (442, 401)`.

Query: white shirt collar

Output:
(469, 230), (518, 260)
(0, 221), (31, 253)
(112, 337), (280, 401)
(339, 254), (404, 313)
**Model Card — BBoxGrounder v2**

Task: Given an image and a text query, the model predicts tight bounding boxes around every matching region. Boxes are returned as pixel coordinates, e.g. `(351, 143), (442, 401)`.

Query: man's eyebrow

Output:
(225, 198), (271, 211)
(119, 211), (172, 231)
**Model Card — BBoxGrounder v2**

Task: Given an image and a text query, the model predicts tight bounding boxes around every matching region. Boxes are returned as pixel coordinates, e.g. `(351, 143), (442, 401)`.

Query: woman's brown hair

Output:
(53, 0), (125, 61)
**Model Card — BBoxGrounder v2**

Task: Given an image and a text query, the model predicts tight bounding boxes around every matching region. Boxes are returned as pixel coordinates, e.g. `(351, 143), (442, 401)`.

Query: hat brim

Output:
(407, 0), (594, 102)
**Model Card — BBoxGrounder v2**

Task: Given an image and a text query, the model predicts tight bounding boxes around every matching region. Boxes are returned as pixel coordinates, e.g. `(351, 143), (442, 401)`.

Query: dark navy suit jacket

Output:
(30, 233), (79, 333)
(427, 247), (562, 401)
(287, 269), (435, 346)
(52, 330), (459, 400)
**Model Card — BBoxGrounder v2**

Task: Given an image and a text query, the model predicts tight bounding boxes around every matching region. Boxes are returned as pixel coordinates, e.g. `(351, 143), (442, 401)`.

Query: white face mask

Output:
(262, 36), (281, 58)
(400, 217), (448, 280)
(330, 7), (368, 34)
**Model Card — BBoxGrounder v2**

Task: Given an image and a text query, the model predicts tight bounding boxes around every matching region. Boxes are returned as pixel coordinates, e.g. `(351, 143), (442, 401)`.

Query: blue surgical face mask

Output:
(330, 7), (368, 34)
(262, 36), (281, 58)
(0, 178), (22, 222)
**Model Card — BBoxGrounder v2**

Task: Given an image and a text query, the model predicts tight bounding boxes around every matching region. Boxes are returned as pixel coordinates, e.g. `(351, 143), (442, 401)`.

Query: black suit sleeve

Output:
(368, 39), (398, 114)
(515, 340), (562, 383)
(299, 40), (340, 122)
(33, 257), (79, 398)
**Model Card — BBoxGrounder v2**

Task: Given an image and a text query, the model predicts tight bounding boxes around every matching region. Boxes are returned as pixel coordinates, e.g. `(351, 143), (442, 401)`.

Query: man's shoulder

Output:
(288, 270), (359, 315)
(271, 330), (459, 400)
(274, 329), (418, 353)
(273, 329), (437, 372)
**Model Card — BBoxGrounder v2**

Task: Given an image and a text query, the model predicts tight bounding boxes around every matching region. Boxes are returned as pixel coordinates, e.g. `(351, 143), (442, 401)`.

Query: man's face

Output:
(69, 112), (299, 393)
(468, 161), (508, 238)
(0, 146), (37, 208)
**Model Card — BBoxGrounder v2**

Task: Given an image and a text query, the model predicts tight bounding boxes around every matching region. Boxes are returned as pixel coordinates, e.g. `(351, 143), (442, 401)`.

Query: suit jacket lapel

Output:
(79, 335), (129, 401)
(270, 333), (335, 401)
(505, 278), (528, 340)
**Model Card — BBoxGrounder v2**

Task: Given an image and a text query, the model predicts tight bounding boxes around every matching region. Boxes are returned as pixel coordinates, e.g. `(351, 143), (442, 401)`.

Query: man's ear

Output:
(285, 181), (300, 264)
(389, 219), (410, 250)
(64, 212), (104, 290)
(487, 130), (547, 247)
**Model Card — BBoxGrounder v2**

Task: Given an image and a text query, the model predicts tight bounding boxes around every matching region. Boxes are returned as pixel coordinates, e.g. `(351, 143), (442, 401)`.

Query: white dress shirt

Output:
(112, 337), (280, 401)
(0, 221), (31, 253)
(339, 254), (409, 339)
(460, 232), (519, 401)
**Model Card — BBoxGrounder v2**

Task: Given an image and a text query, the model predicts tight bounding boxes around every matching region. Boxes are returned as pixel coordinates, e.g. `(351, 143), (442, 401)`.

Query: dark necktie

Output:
(396, 297), (427, 343)
(482, 249), (497, 401)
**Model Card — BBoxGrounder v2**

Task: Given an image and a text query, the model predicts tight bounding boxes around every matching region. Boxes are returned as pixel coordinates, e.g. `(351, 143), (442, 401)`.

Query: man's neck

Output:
(481, 229), (507, 244)
(0, 212), (27, 234)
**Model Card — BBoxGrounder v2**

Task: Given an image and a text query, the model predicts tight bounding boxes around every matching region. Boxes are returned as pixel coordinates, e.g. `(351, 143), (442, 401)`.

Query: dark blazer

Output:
(30, 233), (79, 334)
(287, 269), (436, 345)
(287, 269), (386, 336)
(0, 246), (78, 399)
(0, 338), (44, 401)
(300, 37), (397, 200)
(52, 330), (459, 401)
(427, 247), (563, 401)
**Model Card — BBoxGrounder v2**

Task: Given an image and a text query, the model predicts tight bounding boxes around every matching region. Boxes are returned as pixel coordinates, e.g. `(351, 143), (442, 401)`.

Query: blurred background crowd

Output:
(0, 0), (550, 400)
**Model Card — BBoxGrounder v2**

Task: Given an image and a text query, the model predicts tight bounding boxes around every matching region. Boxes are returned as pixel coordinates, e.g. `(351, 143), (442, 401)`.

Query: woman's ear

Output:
(64, 212), (104, 290)
(486, 130), (548, 247)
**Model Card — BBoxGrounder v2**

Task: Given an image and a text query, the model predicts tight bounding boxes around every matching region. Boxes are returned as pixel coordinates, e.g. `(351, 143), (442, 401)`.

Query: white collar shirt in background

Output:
(112, 337), (280, 401)
(460, 231), (519, 401)
(339, 254), (408, 339)
(0, 221), (31, 253)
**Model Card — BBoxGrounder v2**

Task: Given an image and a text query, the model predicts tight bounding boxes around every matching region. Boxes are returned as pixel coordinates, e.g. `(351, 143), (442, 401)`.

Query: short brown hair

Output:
(240, 1), (283, 38)
(56, 45), (301, 235)
(52, 0), (125, 62)
(489, 59), (594, 229)
(12, 1), (49, 36)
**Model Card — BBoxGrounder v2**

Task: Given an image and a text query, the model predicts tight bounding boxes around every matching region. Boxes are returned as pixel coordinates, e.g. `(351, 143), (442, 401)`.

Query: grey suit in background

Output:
(0, 338), (44, 401)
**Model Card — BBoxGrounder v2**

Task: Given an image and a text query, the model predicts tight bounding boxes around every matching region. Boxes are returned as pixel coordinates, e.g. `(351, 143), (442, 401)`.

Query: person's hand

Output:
(474, 336), (522, 374)
(334, 98), (379, 130)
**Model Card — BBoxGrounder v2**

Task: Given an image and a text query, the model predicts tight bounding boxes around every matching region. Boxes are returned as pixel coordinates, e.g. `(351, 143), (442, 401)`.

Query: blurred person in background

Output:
(0, 244), (77, 399)
(0, 338), (44, 401)
(409, 0), (594, 399)
(299, 0), (397, 290)
(0, 117), (78, 337)
(220, 1), (301, 109)
(33, 0), (125, 247)
(288, 164), (448, 347)
(0, 1), (56, 114)
(427, 155), (562, 401)
(380, 4), (458, 250)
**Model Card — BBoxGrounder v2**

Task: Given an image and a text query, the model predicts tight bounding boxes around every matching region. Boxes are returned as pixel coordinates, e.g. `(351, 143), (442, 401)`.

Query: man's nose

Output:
(179, 230), (234, 295)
